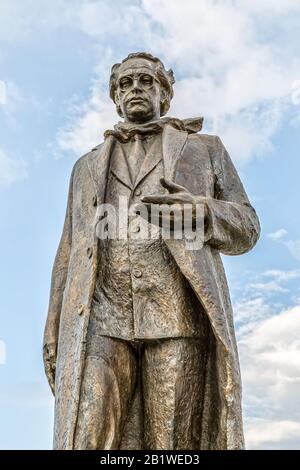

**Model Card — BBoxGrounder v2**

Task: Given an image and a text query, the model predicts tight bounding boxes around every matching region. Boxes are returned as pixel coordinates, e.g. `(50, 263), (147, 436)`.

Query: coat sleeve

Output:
(43, 166), (74, 347)
(205, 136), (260, 255)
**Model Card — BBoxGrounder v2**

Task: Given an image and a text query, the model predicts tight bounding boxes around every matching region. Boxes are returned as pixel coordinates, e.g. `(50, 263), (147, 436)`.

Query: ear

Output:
(114, 90), (120, 106)
(160, 89), (171, 116)
(160, 88), (168, 116)
(160, 88), (167, 101)
(114, 91), (123, 118)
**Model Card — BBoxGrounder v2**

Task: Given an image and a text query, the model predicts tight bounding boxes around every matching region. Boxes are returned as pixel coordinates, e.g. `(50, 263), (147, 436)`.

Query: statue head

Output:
(109, 52), (175, 124)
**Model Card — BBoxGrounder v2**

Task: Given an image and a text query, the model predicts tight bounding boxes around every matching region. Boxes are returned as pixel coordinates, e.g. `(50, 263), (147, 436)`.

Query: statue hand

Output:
(140, 178), (208, 227)
(43, 342), (57, 396)
(142, 177), (195, 204)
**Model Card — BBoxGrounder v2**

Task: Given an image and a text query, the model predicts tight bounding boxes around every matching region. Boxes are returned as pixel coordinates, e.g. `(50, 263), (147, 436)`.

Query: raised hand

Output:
(142, 177), (196, 205)
(138, 177), (208, 229)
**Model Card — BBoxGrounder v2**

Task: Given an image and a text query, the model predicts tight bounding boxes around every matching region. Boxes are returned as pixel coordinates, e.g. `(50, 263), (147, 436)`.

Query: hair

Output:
(109, 52), (175, 117)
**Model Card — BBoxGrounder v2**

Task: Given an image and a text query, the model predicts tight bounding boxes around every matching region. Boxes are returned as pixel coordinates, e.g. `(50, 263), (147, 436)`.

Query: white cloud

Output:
(57, 87), (117, 157)
(78, 0), (151, 44)
(245, 418), (300, 449)
(240, 0), (300, 15)
(245, 269), (300, 296)
(236, 267), (300, 297)
(0, 80), (6, 105)
(234, 296), (276, 338)
(292, 80), (300, 106)
(0, 148), (28, 188)
(248, 281), (288, 294)
(285, 240), (300, 262)
(4, 0), (295, 162)
(266, 228), (300, 263)
(238, 304), (300, 449)
(0, 0), (77, 43)
(267, 229), (288, 240)
(262, 269), (300, 282)
(0, 80), (39, 128)
(232, 268), (300, 337)
(0, 0), (146, 46)
(56, 49), (119, 156)
(48, 0), (300, 163)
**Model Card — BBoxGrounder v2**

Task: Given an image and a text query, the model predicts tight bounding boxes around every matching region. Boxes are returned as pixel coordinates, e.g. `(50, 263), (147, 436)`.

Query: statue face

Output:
(114, 58), (165, 123)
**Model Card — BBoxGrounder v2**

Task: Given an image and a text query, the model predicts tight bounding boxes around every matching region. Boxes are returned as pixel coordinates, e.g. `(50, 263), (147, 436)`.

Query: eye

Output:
(140, 75), (153, 86)
(119, 77), (133, 90)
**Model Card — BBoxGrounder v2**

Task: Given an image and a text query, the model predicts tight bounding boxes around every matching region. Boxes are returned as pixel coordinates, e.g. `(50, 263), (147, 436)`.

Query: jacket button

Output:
(92, 195), (97, 206)
(133, 269), (142, 278)
(77, 304), (85, 315)
(131, 224), (140, 233)
(87, 247), (93, 258)
(135, 188), (142, 197)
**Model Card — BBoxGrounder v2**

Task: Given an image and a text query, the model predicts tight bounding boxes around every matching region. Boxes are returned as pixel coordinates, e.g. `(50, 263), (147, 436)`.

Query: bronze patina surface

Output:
(43, 52), (260, 450)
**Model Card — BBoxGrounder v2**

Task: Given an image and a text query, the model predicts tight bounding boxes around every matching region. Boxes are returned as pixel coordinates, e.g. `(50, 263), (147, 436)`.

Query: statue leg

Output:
(74, 336), (138, 450)
(141, 337), (207, 450)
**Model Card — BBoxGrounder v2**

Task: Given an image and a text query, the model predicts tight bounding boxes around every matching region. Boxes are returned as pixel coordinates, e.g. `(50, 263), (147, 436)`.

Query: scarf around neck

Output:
(104, 116), (203, 143)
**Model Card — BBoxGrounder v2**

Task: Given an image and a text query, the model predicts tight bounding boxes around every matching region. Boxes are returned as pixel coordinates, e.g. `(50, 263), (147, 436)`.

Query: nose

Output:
(132, 78), (142, 91)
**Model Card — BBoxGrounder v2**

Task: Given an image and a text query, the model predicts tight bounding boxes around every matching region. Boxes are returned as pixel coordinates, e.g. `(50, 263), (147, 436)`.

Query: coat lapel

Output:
(134, 136), (163, 189)
(87, 125), (188, 200)
(110, 141), (133, 190)
(86, 124), (188, 202)
(87, 136), (115, 205)
(162, 124), (188, 181)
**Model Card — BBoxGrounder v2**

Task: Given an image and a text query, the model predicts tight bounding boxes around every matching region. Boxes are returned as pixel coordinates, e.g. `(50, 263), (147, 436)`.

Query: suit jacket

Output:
(88, 135), (206, 340)
(44, 124), (260, 449)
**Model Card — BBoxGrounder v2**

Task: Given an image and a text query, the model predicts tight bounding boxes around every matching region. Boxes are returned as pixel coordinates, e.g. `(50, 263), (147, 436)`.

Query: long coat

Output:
(44, 124), (260, 449)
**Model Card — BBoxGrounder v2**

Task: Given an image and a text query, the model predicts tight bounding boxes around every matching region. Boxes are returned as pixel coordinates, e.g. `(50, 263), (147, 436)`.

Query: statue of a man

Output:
(43, 52), (260, 450)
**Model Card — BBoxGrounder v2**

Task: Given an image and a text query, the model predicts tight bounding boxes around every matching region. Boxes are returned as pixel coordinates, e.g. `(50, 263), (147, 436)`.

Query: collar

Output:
(104, 116), (203, 143)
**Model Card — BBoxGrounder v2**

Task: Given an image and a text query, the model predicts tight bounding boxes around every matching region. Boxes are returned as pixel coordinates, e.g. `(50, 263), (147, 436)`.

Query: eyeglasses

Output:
(118, 73), (159, 91)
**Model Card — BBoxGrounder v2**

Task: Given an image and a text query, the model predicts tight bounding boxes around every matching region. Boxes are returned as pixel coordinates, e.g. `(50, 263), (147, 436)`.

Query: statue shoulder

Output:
(192, 133), (227, 162)
(192, 133), (222, 151)
(71, 142), (105, 176)
(189, 133), (226, 179)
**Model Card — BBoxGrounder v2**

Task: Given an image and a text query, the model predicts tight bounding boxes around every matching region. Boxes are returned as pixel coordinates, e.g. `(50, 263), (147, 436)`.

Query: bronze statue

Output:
(43, 52), (260, 450)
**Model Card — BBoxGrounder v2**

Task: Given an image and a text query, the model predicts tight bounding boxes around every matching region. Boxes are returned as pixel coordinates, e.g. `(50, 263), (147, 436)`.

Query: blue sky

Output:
(0, 0), (300, 449)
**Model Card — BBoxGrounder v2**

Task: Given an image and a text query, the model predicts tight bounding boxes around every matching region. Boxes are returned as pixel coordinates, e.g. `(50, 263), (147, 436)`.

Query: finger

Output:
(142, 194), (186, 204)
(143, 195), (194, 205)
(140, 194), (161, 202)
(160, 177), (187, 193)
(142, 195), (175, 204)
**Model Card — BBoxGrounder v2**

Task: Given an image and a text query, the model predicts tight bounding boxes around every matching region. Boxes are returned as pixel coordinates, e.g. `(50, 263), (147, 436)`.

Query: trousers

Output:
(74, 335), (208, 450)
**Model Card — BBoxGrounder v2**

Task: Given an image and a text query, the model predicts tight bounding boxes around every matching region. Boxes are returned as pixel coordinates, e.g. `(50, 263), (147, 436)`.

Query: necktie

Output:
(127, 134), (145, 185)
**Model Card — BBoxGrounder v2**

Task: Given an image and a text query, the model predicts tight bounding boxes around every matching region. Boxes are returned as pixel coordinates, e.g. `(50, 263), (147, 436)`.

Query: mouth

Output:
(128, 97), (145, 105)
